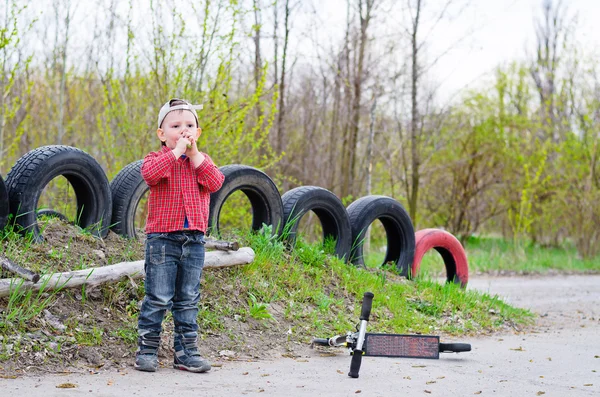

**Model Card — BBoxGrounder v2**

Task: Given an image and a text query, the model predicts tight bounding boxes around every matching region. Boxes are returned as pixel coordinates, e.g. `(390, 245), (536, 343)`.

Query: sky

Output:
(312, 0), (600, 103)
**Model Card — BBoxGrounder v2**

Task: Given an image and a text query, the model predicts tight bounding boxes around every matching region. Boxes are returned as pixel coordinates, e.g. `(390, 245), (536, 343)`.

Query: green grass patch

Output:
(464, 235), (600, 273)
(111, 327), (138, 344)
(0, 224), (540, 361)
(367, 235), (600, 277)
(199, 228), (535, 341)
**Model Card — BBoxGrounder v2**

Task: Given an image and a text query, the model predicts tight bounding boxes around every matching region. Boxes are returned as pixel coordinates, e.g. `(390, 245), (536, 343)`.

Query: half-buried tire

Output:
(37, 209), (70, 223)
(109, 160), (147, 239)
(0, 174), (8, 230)
(5, 145), (112, 242)
(412, 228), (469, 288)
(346, 195), (415, 276)
(281, 186), (351, 259)
(209, 165), (283, 236)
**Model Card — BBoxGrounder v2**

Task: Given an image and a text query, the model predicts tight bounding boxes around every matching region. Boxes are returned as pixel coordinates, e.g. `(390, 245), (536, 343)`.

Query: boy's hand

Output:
(183, 132), (205, 167)
(173, 136), (191, 157)
(187, 140), (206, 167)
(184, 135), (200, 156)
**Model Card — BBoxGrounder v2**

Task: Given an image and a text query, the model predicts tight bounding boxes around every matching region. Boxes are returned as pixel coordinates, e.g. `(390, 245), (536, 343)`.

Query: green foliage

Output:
(507, 142), (550, 249)
(246, 292), (272, 320)
(2, 2), (599, 258)
(1, 2), (280, 220)
(111, 326), (138, 344)
(74, 326), (104, 346)
(0, 279), (62, 330)
(0, 1), (35, 173)
(463, 235), (600, 273)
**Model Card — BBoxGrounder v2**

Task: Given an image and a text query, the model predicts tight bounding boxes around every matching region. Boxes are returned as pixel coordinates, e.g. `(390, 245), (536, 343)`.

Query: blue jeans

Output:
(138, 231), (206, 336)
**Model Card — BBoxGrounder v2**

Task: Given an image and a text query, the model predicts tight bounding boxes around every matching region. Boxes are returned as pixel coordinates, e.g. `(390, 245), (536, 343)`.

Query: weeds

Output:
(74, 326), (104, 346)
(111, 327), (137, 344)
(0, 222), (548, 368)
(0, 278), (63, 330)
(247, 292), (272, 320)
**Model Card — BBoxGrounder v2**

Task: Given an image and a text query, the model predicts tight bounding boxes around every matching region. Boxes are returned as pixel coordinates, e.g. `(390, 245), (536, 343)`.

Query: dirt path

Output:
(2, 275), (599, 396)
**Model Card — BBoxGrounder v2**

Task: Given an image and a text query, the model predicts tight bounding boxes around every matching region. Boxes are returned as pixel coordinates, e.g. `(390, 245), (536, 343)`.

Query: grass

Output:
(365, 235), (600, 276)
(200, 227), (535, 340)
(464, 235), (600, 273)
(74, 326), (104, 346)
(0, 278), (62, 330)
(2, 223), (571, 366)
(0, 216), (144, 274)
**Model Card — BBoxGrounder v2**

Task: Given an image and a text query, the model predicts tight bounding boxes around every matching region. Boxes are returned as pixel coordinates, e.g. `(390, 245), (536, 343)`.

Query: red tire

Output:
(411, 228), (468, 288)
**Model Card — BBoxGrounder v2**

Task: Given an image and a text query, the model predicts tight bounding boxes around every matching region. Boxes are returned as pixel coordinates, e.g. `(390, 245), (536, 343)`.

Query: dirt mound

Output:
(0, 219), (304, 376)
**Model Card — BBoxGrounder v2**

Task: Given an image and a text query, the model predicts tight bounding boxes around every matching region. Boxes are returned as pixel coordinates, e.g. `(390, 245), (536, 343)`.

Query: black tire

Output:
(109, 160), (148, 239)
(439, 343), (471, 353)
(281, 186), (352, 259)
(311, 338), (330, 347)
(5, 145), (112, 242)
(208, 165), (283, 236)
(37, 209), (70, 223)
(0, 174), (8, 230)
(346, 195), (415, 276)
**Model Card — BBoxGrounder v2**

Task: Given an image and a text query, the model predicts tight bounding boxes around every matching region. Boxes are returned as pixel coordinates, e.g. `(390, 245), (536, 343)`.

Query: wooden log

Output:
(0, 254), (41, 283)
(205, 239), (239, 251)
(0, 247), (254, 298)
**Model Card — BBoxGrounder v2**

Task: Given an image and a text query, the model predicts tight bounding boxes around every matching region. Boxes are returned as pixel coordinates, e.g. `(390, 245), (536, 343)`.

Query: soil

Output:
(0, 220), (325, 376)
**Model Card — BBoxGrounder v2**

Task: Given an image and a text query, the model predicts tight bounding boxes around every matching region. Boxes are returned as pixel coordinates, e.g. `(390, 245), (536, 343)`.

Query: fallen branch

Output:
(1, 254), (41, 283)
(0, 247), (254, 298)
(205, 239), (239, 251)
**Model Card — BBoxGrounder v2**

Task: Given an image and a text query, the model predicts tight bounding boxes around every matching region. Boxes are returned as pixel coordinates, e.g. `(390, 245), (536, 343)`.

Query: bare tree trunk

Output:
(55, 0), (75, 145)
(530, 0), (569, 143)
(328, 54), (343, 191)
(253, 0), (263, 123)
(272, 0), (279, 89)
(408, 0), (422, 225)
(193, 0), (223, 92)
(270, 0), (280, 153)
(341, 0), (374, 199)
(276, 0), (290, 154)
(366, 95), (377, 196)
(0, 0), (10, 164)
(339, 0), (352, 198)
(364, 94), (377, 254)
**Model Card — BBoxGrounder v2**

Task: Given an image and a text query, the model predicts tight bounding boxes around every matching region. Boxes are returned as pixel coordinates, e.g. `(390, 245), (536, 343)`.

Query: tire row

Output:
(0, 145), (468, 286)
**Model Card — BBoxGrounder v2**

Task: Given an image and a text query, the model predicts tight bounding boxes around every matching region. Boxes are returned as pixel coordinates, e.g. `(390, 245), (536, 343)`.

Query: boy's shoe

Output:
(134, 332), (161, 372)
(173, 332), (211, 373)
(135, 352), (159, 372)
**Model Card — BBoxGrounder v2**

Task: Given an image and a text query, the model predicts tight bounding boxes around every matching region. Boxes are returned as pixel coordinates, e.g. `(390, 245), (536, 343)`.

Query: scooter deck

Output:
(363, 333), (440, 359)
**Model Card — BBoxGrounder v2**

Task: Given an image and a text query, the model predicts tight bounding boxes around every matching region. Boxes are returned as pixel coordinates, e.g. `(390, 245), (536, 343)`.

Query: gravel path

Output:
(2, 274), (599, 396)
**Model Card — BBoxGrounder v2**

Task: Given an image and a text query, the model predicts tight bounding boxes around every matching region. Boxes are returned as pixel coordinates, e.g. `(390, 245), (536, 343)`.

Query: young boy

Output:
(135, 98), (225, 373)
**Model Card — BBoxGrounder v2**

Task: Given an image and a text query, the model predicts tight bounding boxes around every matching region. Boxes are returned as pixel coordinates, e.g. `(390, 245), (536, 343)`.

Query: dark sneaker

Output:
(134, 332), (161, 372)
(173, 352), (211, 373)
(135, 352), (158, 372)
(173, 332), (211, 373)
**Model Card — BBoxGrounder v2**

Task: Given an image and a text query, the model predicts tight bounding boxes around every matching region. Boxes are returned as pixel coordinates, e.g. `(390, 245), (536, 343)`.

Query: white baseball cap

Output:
(157, 98), (203, 128)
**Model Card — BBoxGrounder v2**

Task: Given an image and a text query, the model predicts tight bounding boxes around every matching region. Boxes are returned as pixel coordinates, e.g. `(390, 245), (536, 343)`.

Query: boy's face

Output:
(157, 110), (201, 149)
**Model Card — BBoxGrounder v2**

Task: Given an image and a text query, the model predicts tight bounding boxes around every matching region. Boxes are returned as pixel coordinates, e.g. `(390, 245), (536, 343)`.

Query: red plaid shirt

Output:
(141, 146), (225, 234)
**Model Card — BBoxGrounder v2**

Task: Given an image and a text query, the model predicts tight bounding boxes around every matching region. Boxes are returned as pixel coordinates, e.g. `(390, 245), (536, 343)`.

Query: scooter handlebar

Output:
(360, 292), (374, 321)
